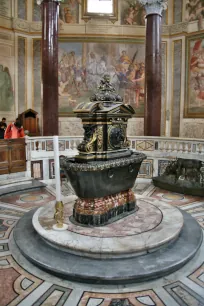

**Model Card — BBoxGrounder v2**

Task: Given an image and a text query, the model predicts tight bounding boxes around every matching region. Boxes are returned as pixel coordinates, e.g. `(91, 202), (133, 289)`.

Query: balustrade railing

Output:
(26, 136), (83, 153)
(128, 136), (204, 157)
(26, 135), (204, 157)
(25, 135), (204, 181)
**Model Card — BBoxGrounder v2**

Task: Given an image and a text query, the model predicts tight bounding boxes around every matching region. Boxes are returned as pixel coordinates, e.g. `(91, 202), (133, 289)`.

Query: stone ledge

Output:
(13, 209), (202, 284)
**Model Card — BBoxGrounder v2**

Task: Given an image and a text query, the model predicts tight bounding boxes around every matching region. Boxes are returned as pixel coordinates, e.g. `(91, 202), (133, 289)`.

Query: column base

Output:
(73, 189), (137, 226)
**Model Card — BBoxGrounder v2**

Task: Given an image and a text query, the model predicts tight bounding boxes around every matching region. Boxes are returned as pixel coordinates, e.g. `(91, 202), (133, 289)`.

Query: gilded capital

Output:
(138, 0), (168, 16)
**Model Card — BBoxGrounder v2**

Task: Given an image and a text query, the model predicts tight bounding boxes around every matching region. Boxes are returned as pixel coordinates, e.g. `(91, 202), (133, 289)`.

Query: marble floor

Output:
(0, 182), (204, 306)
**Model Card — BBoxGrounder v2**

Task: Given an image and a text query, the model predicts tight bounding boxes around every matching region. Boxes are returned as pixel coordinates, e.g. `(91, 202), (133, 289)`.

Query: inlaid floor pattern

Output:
(0, 182), (204, 306)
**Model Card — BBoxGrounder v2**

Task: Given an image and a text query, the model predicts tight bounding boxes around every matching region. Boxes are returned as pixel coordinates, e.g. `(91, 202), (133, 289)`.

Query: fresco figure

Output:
(59, 0), (81, 24)
(0, 65), (13, 111)
(189, 39), (204, 108)
(58, 42), (145, 114)
(186, 0), (204, 29)
(122, 1), (146, 26)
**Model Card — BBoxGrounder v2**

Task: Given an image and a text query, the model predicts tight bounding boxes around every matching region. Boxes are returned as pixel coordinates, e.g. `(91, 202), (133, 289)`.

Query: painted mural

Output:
(120, 0), (167, 26)
(33, 0), (41, 21)
(18, 0), (27, 20)
(58, 41), (145, 115)
(0, 0), (11, 18)
(18, 37), (26, 114)
(59, 0), (80, 24)
(185, 36), (204, 117)
(186, 0), (204, 29)
(0, 63), (14, 112)
(173, 0), (183, 23)
(33, 40), (41, 114)
(121, 1), (146, 26)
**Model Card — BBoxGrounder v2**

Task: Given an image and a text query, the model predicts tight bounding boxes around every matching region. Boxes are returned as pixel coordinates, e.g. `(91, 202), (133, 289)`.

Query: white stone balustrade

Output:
(25, 136), (204, 182)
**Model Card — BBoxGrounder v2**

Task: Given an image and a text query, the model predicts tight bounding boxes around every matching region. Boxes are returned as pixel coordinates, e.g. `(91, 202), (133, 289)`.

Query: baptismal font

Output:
(13, 75), (203, 285)
(61, 75), (146, 225)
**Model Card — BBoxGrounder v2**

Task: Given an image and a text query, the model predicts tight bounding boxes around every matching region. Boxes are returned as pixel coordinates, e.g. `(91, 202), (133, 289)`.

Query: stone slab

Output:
(33, 198), (184, 258)
(0, 180), (46, 196)
(13, 209), (203, 284)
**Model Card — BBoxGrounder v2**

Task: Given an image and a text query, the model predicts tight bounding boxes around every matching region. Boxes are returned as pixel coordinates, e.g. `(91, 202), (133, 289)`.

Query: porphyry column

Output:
(37, 0), (61, 136)
(138, 0), (167, 136)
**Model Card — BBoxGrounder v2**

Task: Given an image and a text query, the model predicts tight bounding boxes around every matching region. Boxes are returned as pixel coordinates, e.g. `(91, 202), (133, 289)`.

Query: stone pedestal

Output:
(73, 189), (137, 226)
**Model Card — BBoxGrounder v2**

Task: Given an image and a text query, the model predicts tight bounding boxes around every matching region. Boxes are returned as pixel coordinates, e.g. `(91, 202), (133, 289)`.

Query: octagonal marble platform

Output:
(33, 197), (184, 259)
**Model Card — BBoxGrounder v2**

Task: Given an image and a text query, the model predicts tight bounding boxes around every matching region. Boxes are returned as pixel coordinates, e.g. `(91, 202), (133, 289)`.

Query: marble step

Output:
(13, 209), (203, 284)
(0, 177), (32, 188)
(0, 179), (46, 197)
(0, 171), (27, 182)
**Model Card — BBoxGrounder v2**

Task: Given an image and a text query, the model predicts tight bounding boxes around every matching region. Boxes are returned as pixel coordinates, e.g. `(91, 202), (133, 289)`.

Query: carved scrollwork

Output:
(77, 124), (97, 153)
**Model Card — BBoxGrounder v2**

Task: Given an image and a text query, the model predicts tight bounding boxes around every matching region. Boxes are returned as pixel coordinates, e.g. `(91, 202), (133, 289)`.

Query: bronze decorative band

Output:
(61, 152), (146, 172)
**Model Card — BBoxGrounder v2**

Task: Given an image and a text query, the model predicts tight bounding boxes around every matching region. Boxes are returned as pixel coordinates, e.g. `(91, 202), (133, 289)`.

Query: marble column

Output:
(138, 0), (167, 136)
(37, 0), (61, 136)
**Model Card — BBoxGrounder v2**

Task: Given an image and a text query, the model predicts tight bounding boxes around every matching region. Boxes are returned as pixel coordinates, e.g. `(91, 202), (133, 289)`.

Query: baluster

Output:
(188, 143), (192, 153)
(70, 140), (73, 150)
(184, 143), (189, 153)
(31, 141), (34, 151)
(35, 141), (39, 151)
(38, 140), (42, 151)
(73, 140), (77, 150)
(165, 142), (169, 151)
(179, 142), (183, 152)
(132, 140), (135, 150)
(41, 141), (46, 151)
(195, 143), (200, 154)
(172, 141), (177, 152)
(158, 141), (163, 151)
(201, 144), (204, 155)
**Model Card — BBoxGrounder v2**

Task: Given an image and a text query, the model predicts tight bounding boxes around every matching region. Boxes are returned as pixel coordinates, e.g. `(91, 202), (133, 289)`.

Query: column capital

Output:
(36, 0), (62, 5)
(138, 0), (168, 16)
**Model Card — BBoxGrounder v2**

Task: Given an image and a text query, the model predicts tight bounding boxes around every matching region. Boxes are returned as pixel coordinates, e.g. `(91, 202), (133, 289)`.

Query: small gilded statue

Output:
(54, 201), (64, 228)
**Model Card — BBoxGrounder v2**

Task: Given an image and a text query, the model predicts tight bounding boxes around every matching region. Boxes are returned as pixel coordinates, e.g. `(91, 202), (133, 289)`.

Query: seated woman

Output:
(4, 118), (25, 139)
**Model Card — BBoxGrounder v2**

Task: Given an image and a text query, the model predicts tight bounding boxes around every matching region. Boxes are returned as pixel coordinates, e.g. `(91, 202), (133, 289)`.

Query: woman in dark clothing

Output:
(0, 121), (6, 139)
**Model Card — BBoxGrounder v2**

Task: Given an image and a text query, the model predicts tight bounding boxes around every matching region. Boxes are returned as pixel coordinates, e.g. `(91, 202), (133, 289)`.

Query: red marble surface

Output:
(42, 0), (59, 136)
(151, 187), (202, 206)
(0, 268), (20, 306)
(144, 14), (162, 136)
(0, 189), (55, 209)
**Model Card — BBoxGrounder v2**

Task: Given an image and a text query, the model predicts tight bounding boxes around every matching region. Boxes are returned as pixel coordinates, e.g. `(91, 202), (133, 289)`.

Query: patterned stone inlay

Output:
(33, 198), (184, 257)
(68, 200), (162, 237)
(162, 193), (184, 201)
(20, 195), (43, 202)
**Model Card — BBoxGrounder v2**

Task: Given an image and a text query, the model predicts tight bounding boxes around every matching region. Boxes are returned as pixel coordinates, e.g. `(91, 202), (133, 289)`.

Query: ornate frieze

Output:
(12, 18), (30, 31)
(30, 22), (42, 32)
(169, 22), (188, 35)
(137, 0), (168, 16)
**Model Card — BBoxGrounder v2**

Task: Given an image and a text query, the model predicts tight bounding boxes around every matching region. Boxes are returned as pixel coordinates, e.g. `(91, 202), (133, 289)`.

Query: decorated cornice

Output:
(12, 18), (30, 32)
(137, 0), (168, 16)
(0, 18), (201, 36)
(30, 22), (42, 32)
(169, 22), (188, 35)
